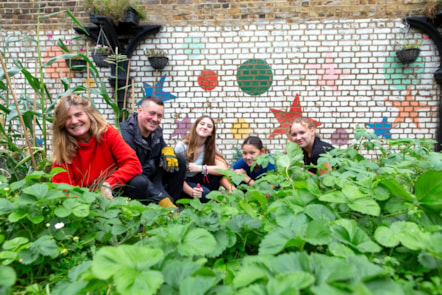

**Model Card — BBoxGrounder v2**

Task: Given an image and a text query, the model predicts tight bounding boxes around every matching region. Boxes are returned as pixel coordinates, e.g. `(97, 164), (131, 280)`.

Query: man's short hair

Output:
(140, 95), (164, 108)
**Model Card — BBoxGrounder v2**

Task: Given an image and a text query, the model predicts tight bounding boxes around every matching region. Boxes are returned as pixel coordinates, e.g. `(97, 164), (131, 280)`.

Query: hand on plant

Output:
(160, 146), (179, 173)
(101, 182), (114, 200)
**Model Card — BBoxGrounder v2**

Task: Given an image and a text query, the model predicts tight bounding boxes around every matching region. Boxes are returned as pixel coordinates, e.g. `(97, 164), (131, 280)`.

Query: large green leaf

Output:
(342, 185), (380, 216)
(0, 265), (16, 287)
(259, 228), (305, 255)
(161, 259), (200, 289)
(373, 226), (400, 248)
(2, 237), (29, 250)
(114, 268), (163, 295)
(305, 220), (333, 245)
(0, 199), (13, 215)
(332, 219), (381, 253)
(347, 197), (380, 217)
(226, 214), (261, 232)
(415, 170), (442, 210)
(177, 228), (217, 257)
(305, 204), (336, 221)
(378, 178), (414, 202)
(180, 276), (219, 295)
(30, 235), (59, 257)
(91, 245), (164, 280)
(374, 221), (428, 251)
(267, 272), (314, 295)
(233, 264), (271, 289)
(23, 183), (49, 199)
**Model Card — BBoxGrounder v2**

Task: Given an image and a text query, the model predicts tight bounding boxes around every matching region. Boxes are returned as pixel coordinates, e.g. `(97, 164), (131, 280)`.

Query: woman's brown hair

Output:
(52, 94), (108, 164)
(183, 115), (217, 165)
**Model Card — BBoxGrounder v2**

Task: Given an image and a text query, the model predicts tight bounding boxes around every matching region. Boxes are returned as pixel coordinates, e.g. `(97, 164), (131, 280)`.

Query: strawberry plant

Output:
(2, 133), (439, 294)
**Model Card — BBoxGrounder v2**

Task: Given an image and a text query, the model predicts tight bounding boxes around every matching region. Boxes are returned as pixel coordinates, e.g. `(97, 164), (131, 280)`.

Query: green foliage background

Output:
(0, 134), (441, 295)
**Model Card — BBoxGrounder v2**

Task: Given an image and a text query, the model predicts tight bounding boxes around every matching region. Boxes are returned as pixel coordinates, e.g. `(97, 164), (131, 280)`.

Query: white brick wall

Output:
(1, 18), (439, 163)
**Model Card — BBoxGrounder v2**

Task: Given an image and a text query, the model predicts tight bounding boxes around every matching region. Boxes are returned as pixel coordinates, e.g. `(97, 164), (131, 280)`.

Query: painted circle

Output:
(237, 59), (273, 96)
(198, 69), (218, 91)
(383, 52), (425, 90)
(230, 118), (251, 140)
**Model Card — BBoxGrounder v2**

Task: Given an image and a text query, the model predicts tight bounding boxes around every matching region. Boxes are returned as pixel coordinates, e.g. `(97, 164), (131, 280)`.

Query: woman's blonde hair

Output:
(287, 117), (319, 138)
(52, 94), (108, 164)
(183, 115), (217, 165)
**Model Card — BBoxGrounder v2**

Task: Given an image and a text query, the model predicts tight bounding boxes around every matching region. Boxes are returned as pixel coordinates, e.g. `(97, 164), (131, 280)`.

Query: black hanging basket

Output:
(148, 56), (169, 70)
(396, 48), (421, 64)
(434, 68), (442, 85)
(65, 58), (87, 71)
(92, 53), (110, 68)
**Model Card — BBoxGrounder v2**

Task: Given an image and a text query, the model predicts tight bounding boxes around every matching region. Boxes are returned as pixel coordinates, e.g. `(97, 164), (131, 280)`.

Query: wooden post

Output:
(0, 53), (37, 169)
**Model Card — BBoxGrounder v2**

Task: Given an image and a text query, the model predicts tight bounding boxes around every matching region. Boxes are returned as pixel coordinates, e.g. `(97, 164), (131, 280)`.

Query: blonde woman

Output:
(174, 115), (228, 202)
(51, 94), (142, 200)
(289, 117), (334, 175)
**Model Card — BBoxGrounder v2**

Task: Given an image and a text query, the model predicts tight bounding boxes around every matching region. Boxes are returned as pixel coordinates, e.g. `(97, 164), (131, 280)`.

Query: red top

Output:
(52, 125), (142, 189)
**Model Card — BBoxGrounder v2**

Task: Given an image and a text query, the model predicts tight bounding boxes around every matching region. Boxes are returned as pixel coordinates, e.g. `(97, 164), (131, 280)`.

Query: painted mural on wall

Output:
(143, 75), (177, 102)
(269, 94), (321, 139)
(35, 21), (438, 157)
(307, 51), (350, 94)
(236, 59), (273, 96)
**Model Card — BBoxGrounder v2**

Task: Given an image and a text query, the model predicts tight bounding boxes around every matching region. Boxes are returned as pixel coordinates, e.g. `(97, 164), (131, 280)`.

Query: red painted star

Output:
(385, 86), (435, 130)
(269, 93), (321, 138)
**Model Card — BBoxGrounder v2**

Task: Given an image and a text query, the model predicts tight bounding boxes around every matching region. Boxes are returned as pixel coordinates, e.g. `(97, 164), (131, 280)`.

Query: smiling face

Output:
(242, 144), (265, 167)
(196, 117), (214, 139)
(290, 122), (315, 151)
(137, 100), (164, 137)
(65, 105), (91, 143)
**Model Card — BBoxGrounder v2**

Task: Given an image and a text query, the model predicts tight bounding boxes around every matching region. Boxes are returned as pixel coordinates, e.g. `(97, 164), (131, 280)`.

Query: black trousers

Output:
(121, 153), (187, 204)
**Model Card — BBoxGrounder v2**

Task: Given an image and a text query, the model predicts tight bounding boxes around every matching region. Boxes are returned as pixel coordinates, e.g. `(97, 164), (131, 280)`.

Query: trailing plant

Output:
(145, 48), (167, 57)
(84, 0), (146, 22)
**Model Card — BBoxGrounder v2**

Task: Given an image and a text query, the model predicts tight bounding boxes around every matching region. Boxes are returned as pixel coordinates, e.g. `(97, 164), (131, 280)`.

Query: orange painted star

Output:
(385, 86), (435, 130)
(269, 93), (321, 138)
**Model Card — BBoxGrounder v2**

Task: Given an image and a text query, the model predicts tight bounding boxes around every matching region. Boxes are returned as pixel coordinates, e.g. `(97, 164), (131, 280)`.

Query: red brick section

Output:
(0, 0), (429, 30)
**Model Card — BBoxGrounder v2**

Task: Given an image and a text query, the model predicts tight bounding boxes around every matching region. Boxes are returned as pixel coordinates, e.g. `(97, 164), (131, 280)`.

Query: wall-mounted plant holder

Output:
(148, 56), (169, 70)
(396, 48), (421, 64)
(65, 58), (87, 71)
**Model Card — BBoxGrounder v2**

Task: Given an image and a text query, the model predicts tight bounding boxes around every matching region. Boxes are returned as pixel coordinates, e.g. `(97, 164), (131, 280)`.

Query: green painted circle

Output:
(383, 52), (425, 90)
(237, 59), (273, 96)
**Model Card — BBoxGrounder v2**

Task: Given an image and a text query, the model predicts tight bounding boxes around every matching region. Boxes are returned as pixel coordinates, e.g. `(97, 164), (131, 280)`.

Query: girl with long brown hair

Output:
(174, 115), (228, 202)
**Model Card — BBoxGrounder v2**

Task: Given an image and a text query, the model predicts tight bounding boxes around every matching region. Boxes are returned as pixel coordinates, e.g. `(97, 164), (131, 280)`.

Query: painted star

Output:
(143, 74), (177, 103)
(385, 86), (435, 130)
(170, 115), (192, 139)
(269, 93), (321, 138)
(307, 51), (350, 94)
(366, 118), (392, 139)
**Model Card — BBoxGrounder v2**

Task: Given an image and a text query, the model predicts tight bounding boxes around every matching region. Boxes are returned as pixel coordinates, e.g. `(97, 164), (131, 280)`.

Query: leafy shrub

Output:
(1, 133), (441, 294)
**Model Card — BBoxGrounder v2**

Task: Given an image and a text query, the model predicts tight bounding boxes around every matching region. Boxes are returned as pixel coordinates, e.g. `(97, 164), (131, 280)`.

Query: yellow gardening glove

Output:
(160, 146), (179, 173)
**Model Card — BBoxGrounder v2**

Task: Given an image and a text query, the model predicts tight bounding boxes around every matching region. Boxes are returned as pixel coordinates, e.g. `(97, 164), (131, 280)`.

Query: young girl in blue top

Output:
(232, 136), (276, 186)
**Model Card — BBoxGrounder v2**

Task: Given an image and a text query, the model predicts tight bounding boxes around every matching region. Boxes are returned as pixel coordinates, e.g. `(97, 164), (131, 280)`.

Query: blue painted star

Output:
(143, 74), (177, 102)
(366, 118), (392, 139)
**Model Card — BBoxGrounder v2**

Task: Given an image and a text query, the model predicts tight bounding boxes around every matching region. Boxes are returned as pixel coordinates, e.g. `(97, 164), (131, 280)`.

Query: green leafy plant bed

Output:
(1, 129), (441, 294)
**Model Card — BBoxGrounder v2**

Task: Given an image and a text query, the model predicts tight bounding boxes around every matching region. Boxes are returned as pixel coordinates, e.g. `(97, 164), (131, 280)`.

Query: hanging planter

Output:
(145, 48), (169, 70)
(396, 48), (421, 64)
(65, 58), (87, 71)
(92, 53), (110, 67)
(148, 56), (169, 70)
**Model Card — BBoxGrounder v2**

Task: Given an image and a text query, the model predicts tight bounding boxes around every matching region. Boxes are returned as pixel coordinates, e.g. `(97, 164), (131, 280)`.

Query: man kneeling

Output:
(121, 96), (186, 210)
